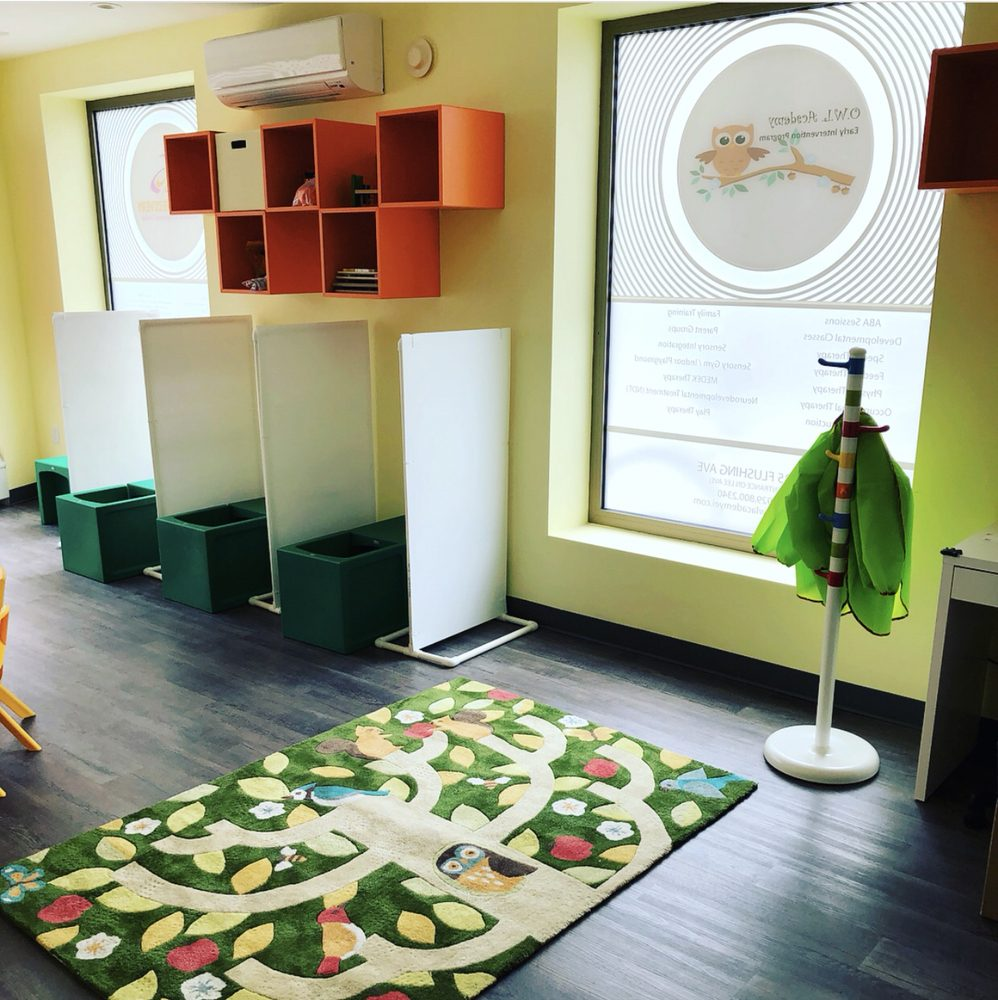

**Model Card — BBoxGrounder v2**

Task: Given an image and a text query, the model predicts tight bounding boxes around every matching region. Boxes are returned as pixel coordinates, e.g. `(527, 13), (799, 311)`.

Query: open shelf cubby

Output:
(164, 131), (218, 213)
(920, 43), (998, 192)
(265, 209), (323, 294)
(166, 104), (502, 297)
(377, 105), (504, 208)
(262, 119), (376, 209)
(216, 213), (267, 293)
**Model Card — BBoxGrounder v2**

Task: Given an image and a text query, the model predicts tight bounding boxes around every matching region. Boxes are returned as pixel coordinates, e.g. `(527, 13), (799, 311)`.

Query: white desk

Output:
(915, 523), (998, 801)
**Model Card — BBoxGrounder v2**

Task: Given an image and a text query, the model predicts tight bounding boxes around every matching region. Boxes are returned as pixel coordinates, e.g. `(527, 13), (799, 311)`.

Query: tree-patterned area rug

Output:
(0, 678), (754, 1000)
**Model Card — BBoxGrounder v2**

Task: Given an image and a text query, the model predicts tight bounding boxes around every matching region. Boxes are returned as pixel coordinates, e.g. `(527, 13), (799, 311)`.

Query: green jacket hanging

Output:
(751, 411), (913, 636)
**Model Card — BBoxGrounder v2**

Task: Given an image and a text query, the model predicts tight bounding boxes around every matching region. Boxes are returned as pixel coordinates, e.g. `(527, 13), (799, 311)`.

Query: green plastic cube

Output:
(34, 455), (69, 525)
(277, 517), (408, 654)
(56, 481), (159, 583)
(157, 499), (271, 613)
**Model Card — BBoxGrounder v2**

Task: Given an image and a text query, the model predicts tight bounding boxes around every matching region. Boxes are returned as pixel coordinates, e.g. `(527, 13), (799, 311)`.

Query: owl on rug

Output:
(435, 844), (536, 893)
(695, 125), (769, 180)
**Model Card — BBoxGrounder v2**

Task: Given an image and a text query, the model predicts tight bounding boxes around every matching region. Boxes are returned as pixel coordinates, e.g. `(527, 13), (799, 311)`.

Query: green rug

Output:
(1, 678), (754, 999)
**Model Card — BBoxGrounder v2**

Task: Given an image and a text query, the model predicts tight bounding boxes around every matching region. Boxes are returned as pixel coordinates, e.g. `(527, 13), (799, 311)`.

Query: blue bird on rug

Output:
(659, 767), (746, 799)
(284, 783), (390, 808)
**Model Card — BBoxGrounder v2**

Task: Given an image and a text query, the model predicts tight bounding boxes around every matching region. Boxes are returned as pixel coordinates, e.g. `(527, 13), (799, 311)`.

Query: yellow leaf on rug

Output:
(366, 707), (392, 724)
(108, 970), (157, 1000)
(450, 804), (489, 830)
(237, 777), (291, 800)
(564, 866), (614, 885)
(323, 883), (358, 907)
(433, 902), (486, 932)
(140, 912), (184, 952)
(612, 737), (645, 760)
(671, 801), (702, 827)
(380, 777), (411, 800)
(50, 868), (115, 891)
(660, 749), (693, 769)
(600, 844), (637, 864)
(187, 912), (248, 935)
(449, 746), (475, 769)
(592, 805), (633, 821)
(166, 802), (205, 833)
(96, 888), (162, 913)
(506, 829), (540, 856)
(36, 925), (79, 951)
(454, 972), (496, 997)
(98, 819), (124, 831)
(231, 858), (272, 895)
(512, 699), (534, 715)
(497, 784), (527, 807)
(193, 852), (226, 875)
(592, 726), (616, 741)
(457, 681), (492, 693)
(552, 777), (591, 791)
(438, 771), (466, 786)
(287, 805), (320, 827)
(397, 910), (436, 944)
(167, 784), (218, 803)
(310, 766), (354, 779)
(96, 837), (136, 862)
(513, 734), (544, 750)
(263, 752), (289, 775)
(428, 697), (455, 714)
(233, 922), (274, 959)
(305, 833), (357, 858)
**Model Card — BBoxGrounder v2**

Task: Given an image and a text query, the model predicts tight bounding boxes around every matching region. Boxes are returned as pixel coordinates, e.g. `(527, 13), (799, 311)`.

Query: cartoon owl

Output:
(695, 125), (769, 179)
(435, 844), (536, 894)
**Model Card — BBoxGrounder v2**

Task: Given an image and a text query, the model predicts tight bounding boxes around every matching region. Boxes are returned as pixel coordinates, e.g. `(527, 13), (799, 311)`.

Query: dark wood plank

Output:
(0, 501), (996, 999)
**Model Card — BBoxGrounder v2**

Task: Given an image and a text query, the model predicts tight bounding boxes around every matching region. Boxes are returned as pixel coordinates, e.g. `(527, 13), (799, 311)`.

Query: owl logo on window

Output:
(696, 125), (769, 180)
(435, 844), (536, 894)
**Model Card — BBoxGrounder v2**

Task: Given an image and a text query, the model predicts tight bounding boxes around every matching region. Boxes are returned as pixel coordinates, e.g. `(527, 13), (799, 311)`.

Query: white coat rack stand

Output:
(763, 347), (881, 785)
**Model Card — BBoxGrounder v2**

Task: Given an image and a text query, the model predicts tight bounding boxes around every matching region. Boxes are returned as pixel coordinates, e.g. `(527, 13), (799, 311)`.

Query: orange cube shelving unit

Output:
(166, 104), (502, 298)
(164, 131), (219, 214)
(920, 43), (998, 192)
(377, 105), (505, 209)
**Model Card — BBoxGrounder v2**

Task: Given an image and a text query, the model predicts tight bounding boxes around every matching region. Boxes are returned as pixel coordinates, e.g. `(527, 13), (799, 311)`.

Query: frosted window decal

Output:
(601, 3), (964, 537)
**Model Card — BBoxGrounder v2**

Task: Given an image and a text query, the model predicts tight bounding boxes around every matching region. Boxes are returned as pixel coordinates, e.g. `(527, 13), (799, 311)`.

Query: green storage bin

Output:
(34, 455), (69, 525)
(157, 498), (270, 613)
(278, 518), (408, 654)
(56, 481), (159, 583)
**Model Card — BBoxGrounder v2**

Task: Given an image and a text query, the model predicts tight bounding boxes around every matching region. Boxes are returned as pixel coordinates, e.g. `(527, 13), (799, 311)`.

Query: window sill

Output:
(550, 522), (796, 585)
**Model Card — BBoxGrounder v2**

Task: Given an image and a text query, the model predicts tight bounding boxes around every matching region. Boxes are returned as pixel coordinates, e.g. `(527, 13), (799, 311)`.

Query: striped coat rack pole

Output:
(763, 346), (881, 785)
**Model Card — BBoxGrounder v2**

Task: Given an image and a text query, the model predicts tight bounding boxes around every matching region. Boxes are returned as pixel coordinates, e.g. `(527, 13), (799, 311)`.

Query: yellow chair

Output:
(0, 605), (40, 752)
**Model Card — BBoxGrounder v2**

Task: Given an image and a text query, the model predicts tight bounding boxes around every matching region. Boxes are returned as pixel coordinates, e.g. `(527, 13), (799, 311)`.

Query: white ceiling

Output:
(0, 1), (263, 61)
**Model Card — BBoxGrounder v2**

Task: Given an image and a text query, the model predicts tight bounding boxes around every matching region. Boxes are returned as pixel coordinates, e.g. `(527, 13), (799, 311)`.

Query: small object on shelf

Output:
(351, 174), (378, 206)
(332, 268), (378, 293)
(292, 173), (317, 207)
(242, 276), (268, 291)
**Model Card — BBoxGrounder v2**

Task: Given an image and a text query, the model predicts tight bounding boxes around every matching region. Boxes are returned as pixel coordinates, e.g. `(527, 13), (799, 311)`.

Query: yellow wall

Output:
(0, 2), (995, 705)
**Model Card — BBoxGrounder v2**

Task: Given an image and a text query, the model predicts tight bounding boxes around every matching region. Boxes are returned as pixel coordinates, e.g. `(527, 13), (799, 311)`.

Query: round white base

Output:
(764, 725), (880, 785)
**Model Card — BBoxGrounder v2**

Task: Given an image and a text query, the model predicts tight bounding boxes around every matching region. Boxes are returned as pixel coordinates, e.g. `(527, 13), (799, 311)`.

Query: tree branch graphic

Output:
(704, 145), (855, 188)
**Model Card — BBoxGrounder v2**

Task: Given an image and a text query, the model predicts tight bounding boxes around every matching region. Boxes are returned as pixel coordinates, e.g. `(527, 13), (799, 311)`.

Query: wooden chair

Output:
(0, 605), (41, 752)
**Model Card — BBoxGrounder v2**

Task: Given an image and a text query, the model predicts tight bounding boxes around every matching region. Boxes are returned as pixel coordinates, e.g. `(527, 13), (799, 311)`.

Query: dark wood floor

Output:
(0, 500), (996, 1000)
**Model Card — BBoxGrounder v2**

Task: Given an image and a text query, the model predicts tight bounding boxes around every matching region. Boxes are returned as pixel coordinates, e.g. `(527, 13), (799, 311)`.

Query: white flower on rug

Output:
(249, 801), (285, 820)
(395, 709), (425, 724)
(466, 776), (511, 786)
(596, 820), (634, 841)
(74, 932), (120, 960)
(558, 714), (589, 729)
(552, 798), (587, 816)
(274, 846), (306, 872)
(123, 818), (160, 836)
(180, 973), (227, 1000)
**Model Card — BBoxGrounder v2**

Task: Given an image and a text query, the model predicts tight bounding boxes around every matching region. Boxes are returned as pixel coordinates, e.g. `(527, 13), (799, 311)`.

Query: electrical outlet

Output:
(51, 427), (60, 445)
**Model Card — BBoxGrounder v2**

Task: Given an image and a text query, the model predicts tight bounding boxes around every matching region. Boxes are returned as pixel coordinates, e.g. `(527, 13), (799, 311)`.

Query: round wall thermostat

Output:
(406, 37), (434, 78)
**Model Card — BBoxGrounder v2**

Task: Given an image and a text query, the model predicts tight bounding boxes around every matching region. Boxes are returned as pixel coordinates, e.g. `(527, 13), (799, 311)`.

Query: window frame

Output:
(589, 3), (828, 552)
(86, 86), (196, 311)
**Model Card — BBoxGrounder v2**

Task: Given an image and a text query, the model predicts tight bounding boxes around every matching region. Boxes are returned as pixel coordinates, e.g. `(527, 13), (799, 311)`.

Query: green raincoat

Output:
(751, 411), (913, 635)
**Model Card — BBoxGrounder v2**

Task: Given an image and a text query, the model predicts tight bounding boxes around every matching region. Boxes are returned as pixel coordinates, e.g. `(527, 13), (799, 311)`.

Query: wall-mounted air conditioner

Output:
(205, 14), (384, 109)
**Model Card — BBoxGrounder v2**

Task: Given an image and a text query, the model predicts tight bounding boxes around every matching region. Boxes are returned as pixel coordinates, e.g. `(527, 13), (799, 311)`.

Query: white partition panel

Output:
(399, 328), (511, 650)
(254, 321), (376, 605)
(140, 316), (263, 517)
(53, 311), (155, 493)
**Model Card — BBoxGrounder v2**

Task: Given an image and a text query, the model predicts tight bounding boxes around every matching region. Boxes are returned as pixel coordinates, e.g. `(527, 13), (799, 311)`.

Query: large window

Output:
(88, 89), (209, 317)
(593, 3), (964, 549)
